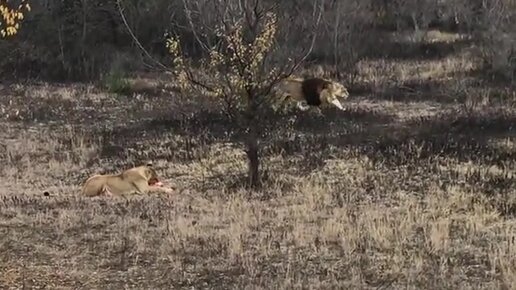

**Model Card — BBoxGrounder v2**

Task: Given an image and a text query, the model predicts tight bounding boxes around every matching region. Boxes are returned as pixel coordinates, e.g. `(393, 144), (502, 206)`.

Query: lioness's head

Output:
(143, 163), (161, 186)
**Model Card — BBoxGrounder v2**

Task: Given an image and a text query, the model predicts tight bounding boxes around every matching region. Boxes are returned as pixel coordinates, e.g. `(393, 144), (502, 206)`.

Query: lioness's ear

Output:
(146, 161), (153, 167)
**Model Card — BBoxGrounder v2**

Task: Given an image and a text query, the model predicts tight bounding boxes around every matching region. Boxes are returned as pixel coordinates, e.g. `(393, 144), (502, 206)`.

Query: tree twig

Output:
(116, 0), (171, 72)
(181, 0), (212, 52)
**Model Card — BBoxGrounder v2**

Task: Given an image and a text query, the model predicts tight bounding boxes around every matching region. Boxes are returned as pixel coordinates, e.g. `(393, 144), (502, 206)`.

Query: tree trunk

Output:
(245, 93), (260, 189)
(245, 125), (260, 188)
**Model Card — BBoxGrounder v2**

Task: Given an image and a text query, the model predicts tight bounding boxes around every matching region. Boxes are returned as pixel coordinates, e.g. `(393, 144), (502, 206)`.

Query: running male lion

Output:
(272, 77), (349, 112)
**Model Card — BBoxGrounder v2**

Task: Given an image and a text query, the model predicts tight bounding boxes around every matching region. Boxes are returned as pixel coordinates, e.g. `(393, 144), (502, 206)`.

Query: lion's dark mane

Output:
(300, 78), (331, 106)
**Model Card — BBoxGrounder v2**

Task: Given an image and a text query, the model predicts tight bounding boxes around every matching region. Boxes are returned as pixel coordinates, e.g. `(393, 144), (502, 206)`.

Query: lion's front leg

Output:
(148, 181), (177, 194)
(132, 180), (149, 195)
(321, 89), (345, 111)
(150, 186), (176, 194)
(296, 101), (310, 111)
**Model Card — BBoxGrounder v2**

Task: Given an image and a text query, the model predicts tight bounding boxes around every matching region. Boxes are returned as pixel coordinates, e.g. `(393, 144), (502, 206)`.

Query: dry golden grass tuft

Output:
(1, 30), (516, 288)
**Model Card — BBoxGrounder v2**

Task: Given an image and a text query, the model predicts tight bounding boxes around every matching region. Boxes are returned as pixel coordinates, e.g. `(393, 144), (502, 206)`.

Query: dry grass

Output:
(1, 31), (516, 289)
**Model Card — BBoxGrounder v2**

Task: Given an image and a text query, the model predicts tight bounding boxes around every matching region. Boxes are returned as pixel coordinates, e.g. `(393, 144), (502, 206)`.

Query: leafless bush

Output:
(165, 0), (324, 188)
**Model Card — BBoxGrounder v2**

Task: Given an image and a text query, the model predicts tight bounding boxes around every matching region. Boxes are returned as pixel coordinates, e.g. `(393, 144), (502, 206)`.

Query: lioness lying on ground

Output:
(81, 163), (175, 197)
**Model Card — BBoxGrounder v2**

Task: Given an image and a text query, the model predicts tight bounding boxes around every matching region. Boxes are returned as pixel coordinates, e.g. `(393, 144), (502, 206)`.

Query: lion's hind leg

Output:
(296, 100), (310, 111)
(100, 186), (115, 197)
(271, 92), (294, 112)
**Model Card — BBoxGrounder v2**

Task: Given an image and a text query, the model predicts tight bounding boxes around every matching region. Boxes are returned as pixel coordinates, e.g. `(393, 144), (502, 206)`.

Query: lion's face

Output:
(324, 81), (349, 111)
(331, 82), (349, 100)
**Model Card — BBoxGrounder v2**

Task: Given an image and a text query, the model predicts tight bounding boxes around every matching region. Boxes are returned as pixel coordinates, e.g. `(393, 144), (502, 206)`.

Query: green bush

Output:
(102, 70), (131, 95)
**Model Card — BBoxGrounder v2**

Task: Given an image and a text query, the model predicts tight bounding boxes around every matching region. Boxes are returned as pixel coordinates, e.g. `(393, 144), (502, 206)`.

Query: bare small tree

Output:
(165, 0), (324, 188)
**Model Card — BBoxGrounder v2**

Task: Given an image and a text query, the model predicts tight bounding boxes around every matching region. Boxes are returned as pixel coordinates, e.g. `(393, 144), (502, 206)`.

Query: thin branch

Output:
(184, 67), (217, 94)
(116, 0), (171, 72)
(285, 0), (326, 77)
(219, 15), (248, 78)
(181, 0), (212, 52)
(256, 0), (326, 99)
